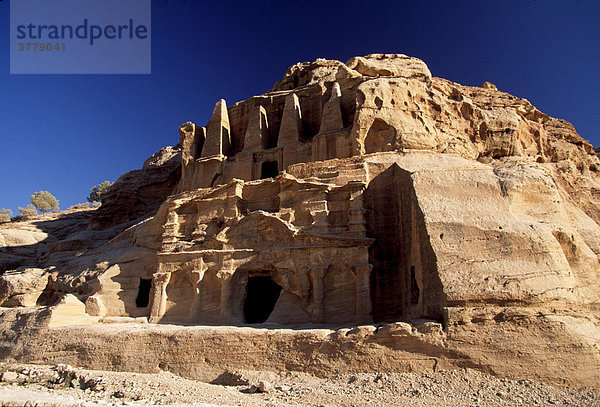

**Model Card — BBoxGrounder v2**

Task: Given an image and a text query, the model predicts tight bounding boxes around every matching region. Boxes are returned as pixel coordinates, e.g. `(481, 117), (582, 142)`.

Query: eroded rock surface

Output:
(89, 146), (181, 230)
(1, 53), (600, 387)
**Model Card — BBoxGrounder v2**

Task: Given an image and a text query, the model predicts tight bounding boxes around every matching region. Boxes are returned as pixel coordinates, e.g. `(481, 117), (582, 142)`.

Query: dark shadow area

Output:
(363, 164), (443, 323)
(410, 265), (420, 305)
(364, 165), (406, 322)
(195, 136), (205, 159)
(243, 276), (282, 324)
(136, 278), (152, 308)
(260, 161), (279, 179)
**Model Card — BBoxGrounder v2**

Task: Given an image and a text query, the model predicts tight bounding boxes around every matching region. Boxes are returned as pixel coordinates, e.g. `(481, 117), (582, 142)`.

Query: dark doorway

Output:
(243, 276), (282, 323)
(136, 278), (152, 308)
(261, 161), (279, 179)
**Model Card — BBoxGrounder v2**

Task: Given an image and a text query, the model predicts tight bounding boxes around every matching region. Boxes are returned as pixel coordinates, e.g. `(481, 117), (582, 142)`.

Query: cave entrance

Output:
(136, 278), (152, 308)
(261, 161), (279, 179)
(243, 276), (282, 323)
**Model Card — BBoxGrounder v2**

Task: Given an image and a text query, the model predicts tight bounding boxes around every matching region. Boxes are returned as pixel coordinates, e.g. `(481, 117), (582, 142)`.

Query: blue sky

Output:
(0, 0), (599, 215)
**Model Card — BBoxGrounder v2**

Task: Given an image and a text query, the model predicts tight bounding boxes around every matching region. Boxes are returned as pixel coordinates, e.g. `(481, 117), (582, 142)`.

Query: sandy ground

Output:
(1, 363), (599, 406)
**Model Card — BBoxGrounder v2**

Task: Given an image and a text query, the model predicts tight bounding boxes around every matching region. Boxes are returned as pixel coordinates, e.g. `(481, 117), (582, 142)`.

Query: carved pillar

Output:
(305, 190), (329, 233)
(348, 208), (367, 235)
(308, 200), (329, 230)
(308, 266), (327, 322)
(294, 265), (312, 310)
(348, 183), (367, 236)
(179, 122), (206, 162)
(217, 269), (235, 323)
(179, 122), (206, 190)
(319, 82), (344, 134)
(279, 93), (303, 169)
(186, 260), (207, 320)
(244, 105), (269, 150)
(161, 203), (181, 251)
(277, 93), (302, 147)
(187, 257), (207, 294)
(149, 271), (171, 323)
(352, 264), (372, 322)
(202, 99), (231, 157)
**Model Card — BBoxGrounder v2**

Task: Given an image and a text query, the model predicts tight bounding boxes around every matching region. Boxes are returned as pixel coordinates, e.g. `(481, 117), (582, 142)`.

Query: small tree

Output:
(0, 208), (12, 222)
(30, 191), (59, 213)
(18, 204), (38, 218)
(87, 181), (113, 204)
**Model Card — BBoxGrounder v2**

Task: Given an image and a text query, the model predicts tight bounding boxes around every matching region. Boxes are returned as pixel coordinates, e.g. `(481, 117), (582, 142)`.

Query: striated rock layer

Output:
(1, 53), (600, 387)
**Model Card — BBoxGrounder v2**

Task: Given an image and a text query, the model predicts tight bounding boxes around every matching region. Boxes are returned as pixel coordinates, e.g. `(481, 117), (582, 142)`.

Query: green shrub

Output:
(18, 204), (38, 218)
(30, 191), (59, 213)
(0, 208), (12, 222)
(87, 181), (113, 204)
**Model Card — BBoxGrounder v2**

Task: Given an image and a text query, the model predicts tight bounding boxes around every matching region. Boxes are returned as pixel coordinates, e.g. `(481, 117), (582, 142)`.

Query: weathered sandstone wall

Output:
(1, 53), (600, 387)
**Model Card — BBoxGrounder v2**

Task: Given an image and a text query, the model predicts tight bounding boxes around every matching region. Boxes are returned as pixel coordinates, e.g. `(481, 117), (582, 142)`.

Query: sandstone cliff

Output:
(89, 145), (181, 230)
(1, 54), (599, 387)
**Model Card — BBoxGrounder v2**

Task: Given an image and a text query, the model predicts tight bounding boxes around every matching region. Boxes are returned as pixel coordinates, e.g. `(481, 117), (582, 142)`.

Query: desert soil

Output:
(1, 363), (599, 406)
